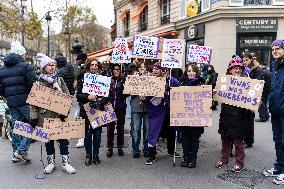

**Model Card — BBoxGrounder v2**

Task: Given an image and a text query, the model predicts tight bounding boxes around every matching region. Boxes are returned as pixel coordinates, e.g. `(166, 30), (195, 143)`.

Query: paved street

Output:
(0, 109), (280, 189)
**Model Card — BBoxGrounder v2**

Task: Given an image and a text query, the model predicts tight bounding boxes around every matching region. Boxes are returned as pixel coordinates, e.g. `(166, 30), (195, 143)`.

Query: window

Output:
(124, 12), (130, 37)
(229, 0), (244, 6)
(139, 5), (148, 32)
(244, 0), (270, 5)
(272, 0), (284, 5)
(161, 0), (170, 25)
(179, 0), (187, 19)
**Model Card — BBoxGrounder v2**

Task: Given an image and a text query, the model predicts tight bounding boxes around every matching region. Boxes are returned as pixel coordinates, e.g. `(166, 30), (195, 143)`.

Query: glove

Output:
(29, 119), (38, 128)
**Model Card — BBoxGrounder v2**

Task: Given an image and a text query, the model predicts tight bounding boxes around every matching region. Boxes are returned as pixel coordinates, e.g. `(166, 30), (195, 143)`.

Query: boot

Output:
(61, 155), (76, 174)
(181, 157), (189, 167)
(85, 154), (92, 166)
(93, 155), (101, 165)
(118, 148), (124, 156)
(145, 147), (157, 165)
(44, 154), (55, 174)
(106, 149), (113, 158)
(188, 160), (196, 168)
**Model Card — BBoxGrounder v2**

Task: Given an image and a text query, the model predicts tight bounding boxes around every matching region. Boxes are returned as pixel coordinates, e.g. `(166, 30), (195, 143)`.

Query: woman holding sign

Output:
(215, 56), (251, 173)
(31, 55), (76, 174)
(179, 63), (204, 168)
(77, 59), (108, 166)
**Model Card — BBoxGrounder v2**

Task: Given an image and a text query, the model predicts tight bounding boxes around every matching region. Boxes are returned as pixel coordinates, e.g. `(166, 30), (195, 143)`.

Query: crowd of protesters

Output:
(0, 39), (283, 185)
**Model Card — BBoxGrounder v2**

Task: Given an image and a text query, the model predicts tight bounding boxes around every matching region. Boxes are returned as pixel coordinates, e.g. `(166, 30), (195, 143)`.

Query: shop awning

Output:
(131, 1), (148, 21)
(87, 47), (113, 60)
(118, 10), (130, 20)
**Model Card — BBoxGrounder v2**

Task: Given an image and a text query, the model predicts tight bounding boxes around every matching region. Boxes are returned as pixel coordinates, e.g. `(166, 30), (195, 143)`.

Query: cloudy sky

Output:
(27, 0), (114, 34)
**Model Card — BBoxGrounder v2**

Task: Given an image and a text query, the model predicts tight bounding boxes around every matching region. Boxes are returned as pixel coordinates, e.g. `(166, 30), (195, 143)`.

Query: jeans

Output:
(220, 135), (245, 167)
(45, 139), (69, 155)
(107, 109), (126, 149)
(84, 126), (102, 155)
(10, 105), (32, 154)
(131, 112), (149, 154)
(181, 133), (200, 161)
(271, 115), (284, 173)
(126, 97), (131, 119)
(258, 95), (270, 121)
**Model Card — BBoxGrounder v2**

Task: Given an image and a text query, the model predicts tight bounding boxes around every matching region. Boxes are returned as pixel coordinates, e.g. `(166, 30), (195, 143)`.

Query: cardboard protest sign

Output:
(13, 121), (49, 142)
(161, 39), (185, 68)
(27, 83), (73, 116)
(187, 44), (212, 64)
(123, 75), (166, 97)
(84, 103), (117, 128)
(112, 38), (131, 63)
(132, 35), (159, 59)
(82, 73), (111, 97)
(170, 86), (212, 127)
(214, 75), (264, 111)
(43, 118), (85, 140)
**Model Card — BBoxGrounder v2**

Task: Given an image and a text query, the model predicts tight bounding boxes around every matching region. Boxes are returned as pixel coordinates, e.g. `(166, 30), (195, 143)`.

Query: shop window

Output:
(161, 0), (170, 25)
(229, 0), (244, 6)
(244, 0), (270, 5)
(272, 0), (284, 5)
(124, 12), (130, 37)
(139, 5), (148, 32)
(179, 0), (187, 19)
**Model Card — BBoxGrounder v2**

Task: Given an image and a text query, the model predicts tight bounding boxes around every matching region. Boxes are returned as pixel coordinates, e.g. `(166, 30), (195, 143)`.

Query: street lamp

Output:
(63, 27), (70, 60)
(45, 12), (52, 57)
(71, 38), (84, 64)
(19, 0), (27, 46)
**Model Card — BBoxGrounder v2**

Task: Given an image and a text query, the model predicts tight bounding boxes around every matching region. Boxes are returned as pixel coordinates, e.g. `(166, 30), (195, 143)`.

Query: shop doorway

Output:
(239, 48), (271, 69)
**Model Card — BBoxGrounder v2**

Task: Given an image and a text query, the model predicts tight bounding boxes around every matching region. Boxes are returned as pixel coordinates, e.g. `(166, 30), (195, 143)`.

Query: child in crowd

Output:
(179, 63), (205, 168)
(215, 56), (251, 172)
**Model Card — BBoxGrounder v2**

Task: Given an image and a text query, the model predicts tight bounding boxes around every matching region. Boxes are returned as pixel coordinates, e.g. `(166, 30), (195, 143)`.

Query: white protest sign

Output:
(161, 39), (185, 68)
(112, 38), (131, 63)
(187, 44), (212, 64)
(132, 35), (159, 59)
(82, 73), (111, 97)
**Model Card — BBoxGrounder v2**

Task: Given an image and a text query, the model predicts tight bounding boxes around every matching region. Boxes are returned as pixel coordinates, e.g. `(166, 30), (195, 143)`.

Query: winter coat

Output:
(218, 103), (250, 138)
(261, 66), (271, 98)
(56, 55), (75, 95)
(249, 66), (264, 80)
(177, 77), (204, 135)
(109, 76), (127, 111)
(205, 71), (218, 89)
(0, 53), (36, 108)
(269, 57), (284, 115)
(76, 71), (109, 125)
(30, 77), (69, 128)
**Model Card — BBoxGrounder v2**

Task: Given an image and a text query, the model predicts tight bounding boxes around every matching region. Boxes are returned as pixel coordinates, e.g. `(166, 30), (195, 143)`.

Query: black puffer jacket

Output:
(0, 53), (36, 108)
(109, 76), (127, 111)
(218, 104), (250, 138)
(55, 55), (75, 95)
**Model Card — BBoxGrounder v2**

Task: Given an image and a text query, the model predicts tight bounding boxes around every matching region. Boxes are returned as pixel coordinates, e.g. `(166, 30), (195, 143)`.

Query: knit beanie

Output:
(40, 56), (54, 70)
(272, 39), (284, 48)
(227, 55), (244, 71)
(36, 53), (46, 62)
(10, 41), (26, 56)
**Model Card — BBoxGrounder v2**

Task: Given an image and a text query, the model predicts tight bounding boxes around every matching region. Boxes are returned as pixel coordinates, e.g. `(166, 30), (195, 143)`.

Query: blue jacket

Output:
(0, 53), (36, 108)
(269, 57), (284, 115)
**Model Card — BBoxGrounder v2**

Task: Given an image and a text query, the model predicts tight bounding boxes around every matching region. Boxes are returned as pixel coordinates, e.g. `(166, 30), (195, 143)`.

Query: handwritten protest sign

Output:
(13, 121), (49, 142)
(82, 73), (111, 97)
(161, 39), (185, 68)
(43, 118), (85, 140)
(123, 75), (166, 97)
(84, 103), (117, 128)
(170, 86), (212, 127)
(27, 83), (73, 116)
(187, 44), (212, 64)
(112, 38), (131, 63)
(132, 35), (159, 59)
(214, 75), (264, 111)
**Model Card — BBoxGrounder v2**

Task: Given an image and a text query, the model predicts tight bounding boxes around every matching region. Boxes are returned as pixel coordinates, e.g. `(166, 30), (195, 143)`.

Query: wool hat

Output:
(153, 62), (165, 71)
(36, 53), (46, 62)
(40, 56), (54, 69)
(227, 55), (245, 70)
(272, 39), (284, 48)
(10, 41), (26, 56)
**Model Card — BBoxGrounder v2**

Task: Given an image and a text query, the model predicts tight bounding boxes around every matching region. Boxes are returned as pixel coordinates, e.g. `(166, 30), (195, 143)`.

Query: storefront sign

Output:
(240, 36), (273, 48)
(184, 24), (204, 40)
(236, 18), (278, 33)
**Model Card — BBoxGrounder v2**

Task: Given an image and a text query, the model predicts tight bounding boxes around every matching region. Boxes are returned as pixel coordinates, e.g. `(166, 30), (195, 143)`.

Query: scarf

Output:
(39, 72), (62, 91)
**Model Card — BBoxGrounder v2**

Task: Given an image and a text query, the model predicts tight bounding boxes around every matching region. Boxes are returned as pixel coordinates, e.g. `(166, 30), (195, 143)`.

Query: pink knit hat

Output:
(227, 55), (244, 71)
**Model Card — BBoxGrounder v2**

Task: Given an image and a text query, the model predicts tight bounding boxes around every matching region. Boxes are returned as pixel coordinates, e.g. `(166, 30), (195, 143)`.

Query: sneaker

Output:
(263, 168), (281, 177)
(44, 154), (55, 174)
(75, 138), (84, 148)
(85, 154), (92, 166)
(14, 151), (31, 164)
(61, 155), (76, 174)
(118, 148), (124, 156)
(273, 174), (284, 185)
(215, 161), (229, 168)
(145, 156), (156, 165)
(106, 149), (113, 158)
(169, 152), (182, 158)
(230, 164), (244, 173)
(11, 154), (21, 163)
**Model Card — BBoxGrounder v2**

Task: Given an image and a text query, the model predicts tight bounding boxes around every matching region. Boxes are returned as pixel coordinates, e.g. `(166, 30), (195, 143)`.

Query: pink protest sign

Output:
(112, 38), (131, 63)
(161, 39), (185, 68)
(187, 44), (212, 64)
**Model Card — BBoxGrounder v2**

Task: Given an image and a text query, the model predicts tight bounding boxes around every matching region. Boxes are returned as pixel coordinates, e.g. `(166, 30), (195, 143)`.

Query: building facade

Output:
(114, 0), (284, 74)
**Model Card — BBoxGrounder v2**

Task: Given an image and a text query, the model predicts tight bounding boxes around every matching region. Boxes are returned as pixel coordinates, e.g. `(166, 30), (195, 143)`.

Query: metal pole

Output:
(47, 24), (50, 57)
(20, 0), (25, 46)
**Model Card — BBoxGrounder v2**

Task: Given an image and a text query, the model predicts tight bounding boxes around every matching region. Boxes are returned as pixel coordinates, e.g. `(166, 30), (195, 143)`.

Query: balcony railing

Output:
(161, 15), (170, 25)
(139, 23), (148, 32)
